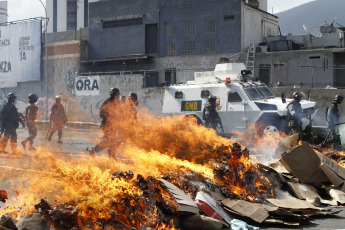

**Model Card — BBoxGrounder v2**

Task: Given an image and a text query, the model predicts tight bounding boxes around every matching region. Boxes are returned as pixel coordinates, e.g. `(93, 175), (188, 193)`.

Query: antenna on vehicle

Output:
(303, 24), (322, 47)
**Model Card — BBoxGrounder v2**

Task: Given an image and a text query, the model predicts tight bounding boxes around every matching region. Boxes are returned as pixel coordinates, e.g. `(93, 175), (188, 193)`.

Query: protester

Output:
(0, 93), (25, 154)
(46, 96), (68, 144)
(21, 94), (39, 151)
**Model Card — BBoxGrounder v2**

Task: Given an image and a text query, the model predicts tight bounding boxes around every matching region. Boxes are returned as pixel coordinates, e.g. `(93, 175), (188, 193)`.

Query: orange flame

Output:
(0, 100), (274, 228)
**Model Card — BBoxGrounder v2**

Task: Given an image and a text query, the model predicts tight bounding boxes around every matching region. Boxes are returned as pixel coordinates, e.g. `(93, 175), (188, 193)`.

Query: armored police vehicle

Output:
(162, 62), (317, 135)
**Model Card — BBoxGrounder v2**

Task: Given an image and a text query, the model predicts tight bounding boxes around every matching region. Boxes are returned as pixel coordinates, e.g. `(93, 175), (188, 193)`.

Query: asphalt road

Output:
(0, 127), (344, 229)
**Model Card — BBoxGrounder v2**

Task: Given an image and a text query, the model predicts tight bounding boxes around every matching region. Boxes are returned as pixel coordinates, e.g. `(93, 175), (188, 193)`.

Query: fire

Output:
(0, 101), (274, 228)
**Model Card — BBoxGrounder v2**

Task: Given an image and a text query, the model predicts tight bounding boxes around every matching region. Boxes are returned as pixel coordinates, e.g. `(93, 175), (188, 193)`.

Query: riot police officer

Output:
(22, 94), (39, 151)
(47, 96), (68, 144)
(0, 93), (25, 154)
(203, 95), (221, 131)
(87, 87), (121, 158)
(326, 94), (343, 148)
(287, 91), (304, 135)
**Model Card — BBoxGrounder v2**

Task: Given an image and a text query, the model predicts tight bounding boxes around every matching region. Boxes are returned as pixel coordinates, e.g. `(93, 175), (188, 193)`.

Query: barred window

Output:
(166, 43), (176, 56)
(166, 24), (176, 36)
(205, 40), (215, 53)
(205, 20), (216, 33)
(103, 18), (143, 28)
(185, 22), (196, 35)
(184, 42), (195, 54)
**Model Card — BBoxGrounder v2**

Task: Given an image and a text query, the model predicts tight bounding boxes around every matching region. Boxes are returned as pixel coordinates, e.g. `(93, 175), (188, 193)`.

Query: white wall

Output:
(242, 3), (279, 50)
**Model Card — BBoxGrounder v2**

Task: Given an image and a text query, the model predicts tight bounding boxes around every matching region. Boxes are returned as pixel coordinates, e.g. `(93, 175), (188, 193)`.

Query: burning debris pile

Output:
(0, 107), (344, 229)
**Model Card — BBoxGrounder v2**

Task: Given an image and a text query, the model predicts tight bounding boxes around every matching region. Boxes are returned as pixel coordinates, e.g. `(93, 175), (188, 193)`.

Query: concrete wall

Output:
(256, 49), (334, 87)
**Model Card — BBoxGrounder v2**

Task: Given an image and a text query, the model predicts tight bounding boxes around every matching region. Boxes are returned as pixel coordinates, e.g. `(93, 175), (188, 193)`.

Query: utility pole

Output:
(38, 0), (49, 120)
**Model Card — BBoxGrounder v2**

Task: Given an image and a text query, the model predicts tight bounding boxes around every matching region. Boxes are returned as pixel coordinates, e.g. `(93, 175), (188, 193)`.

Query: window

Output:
(185, 22), (195, 35)
(166, 43), (176, 56)
(103, 18), (143, 28)
(205, 40), (215, 53)
(66, 0), (77, 31)
(184, 42), (195, 54)
(84, 0), (88, 27)
(166, 24), (176, 36)
(244, 87), (263, 100)
(205, 20), (216, 33)
(228, 91), (242, 102)
(224, 15), (235, 22)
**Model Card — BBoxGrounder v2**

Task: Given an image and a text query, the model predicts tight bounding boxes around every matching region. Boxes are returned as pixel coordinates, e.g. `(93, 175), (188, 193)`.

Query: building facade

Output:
(46, 0), (99, 33)
(0, 0), (7, 24)
(83, 0), (278, 86)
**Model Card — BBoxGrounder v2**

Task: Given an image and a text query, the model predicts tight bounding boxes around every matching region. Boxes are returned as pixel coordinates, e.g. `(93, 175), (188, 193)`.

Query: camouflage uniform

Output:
(287, 101), (303, 135)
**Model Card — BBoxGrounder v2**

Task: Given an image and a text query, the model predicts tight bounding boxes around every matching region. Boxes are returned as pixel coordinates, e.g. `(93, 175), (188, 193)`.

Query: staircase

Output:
(245, 43), (255, 78)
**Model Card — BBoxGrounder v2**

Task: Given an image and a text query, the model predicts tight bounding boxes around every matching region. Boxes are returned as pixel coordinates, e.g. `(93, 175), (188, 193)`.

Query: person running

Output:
(87, 88), (121, 158)
(21, 94), (39, 151)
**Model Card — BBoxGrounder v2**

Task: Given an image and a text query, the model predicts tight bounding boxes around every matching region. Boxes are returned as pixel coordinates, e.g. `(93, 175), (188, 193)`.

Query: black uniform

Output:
(0, 102), (24, 153)
(287, 101), (303, 135)
(203, 102), (220, 130)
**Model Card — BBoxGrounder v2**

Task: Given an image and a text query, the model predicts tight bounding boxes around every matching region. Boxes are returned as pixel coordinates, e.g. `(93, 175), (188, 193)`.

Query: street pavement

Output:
(0, 126), (344, 229)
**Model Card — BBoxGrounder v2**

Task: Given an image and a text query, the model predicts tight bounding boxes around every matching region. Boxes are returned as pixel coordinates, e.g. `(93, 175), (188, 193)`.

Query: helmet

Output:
(7, 93), (16, 100)
(110, 88), (120, 96)
(28, 93), (38, 103)
(208, 95), (217, 102)
(55, 95), (62, 102)
(293, 91), (303, 98)
(129, 92), (138, 102)
(334, 95), (344, 101)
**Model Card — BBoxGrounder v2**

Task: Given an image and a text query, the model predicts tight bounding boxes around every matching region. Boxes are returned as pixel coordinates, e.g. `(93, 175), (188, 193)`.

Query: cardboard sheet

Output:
(286, 182), (320, 200)
(280, 143), (329, 183)
(221, 199), (275, 223)
(158, 179), (199, 214)
(266, 198), (321, 210)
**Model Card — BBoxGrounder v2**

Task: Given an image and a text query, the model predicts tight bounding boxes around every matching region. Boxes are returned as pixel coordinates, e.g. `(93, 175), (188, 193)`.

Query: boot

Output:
(21, 140), (27, 150)
(10, 143), (21, 155)
(28, 143), (36, 151)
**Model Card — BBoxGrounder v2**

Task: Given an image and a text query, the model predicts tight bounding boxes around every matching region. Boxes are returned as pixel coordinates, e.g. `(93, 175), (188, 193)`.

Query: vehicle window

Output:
(228, 91), (242, 102)
(256, 86), (275, 99)
(244, 88), (262, 100)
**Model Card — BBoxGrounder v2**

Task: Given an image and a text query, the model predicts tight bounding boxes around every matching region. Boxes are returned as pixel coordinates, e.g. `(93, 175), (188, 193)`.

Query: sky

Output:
(5, 0), (316, 22)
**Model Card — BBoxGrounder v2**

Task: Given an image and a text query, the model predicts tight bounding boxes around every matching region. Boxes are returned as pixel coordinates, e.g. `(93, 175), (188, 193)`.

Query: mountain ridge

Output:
(276, 0), (345, 35)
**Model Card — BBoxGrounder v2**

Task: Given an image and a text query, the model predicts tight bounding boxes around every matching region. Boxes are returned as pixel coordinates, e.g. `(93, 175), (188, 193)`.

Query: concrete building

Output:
(0, 0), (7, 24)
(83, 0), (278, 86)
(46, 0), (99, 33)
(256, 24), (345, 88)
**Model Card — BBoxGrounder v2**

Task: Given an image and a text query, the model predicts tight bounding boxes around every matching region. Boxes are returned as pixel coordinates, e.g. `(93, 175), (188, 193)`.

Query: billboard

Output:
(0, 19), (41, 88)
